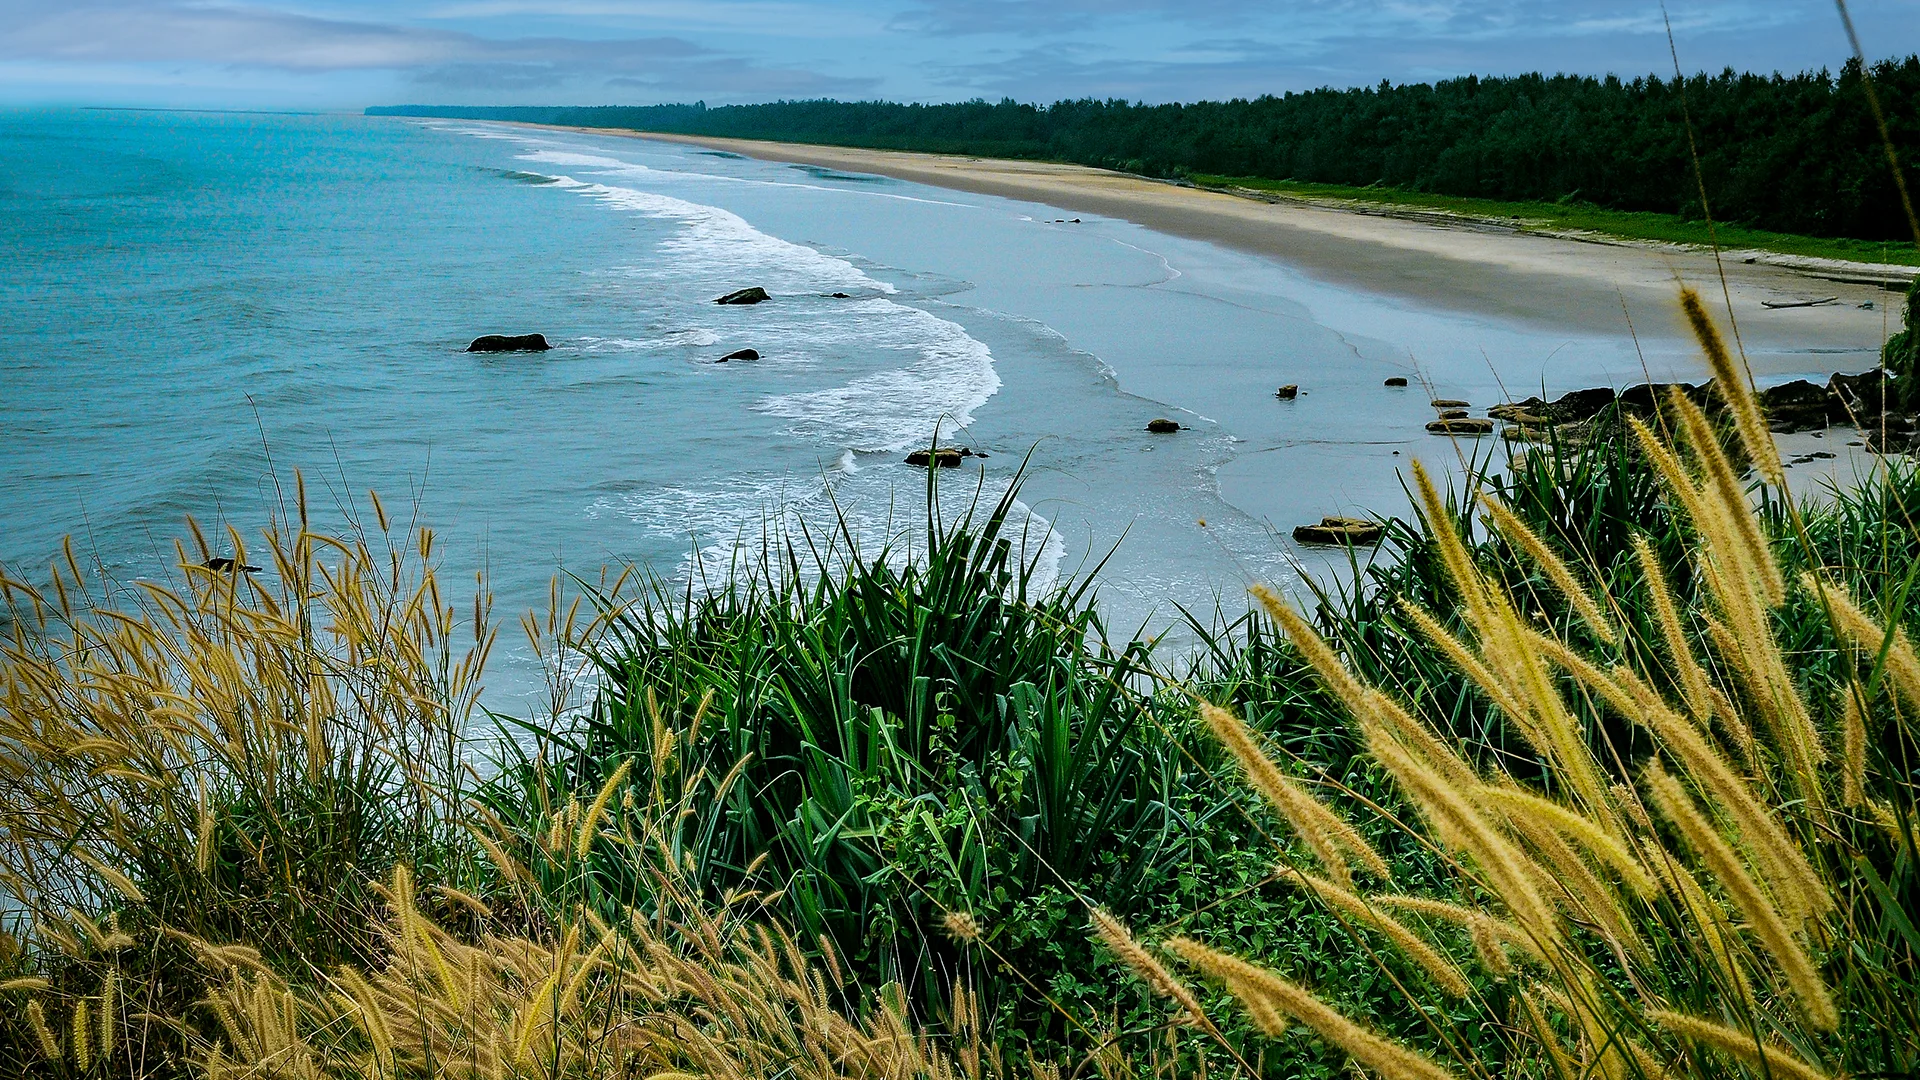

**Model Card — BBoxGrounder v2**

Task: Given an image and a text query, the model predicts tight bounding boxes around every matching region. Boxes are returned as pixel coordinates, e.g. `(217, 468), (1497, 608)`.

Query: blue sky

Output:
(2, 1), (1916, 110)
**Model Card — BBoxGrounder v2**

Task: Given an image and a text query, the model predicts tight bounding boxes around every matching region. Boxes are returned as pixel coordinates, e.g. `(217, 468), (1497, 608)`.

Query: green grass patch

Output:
(1191, 173), (1920, 268)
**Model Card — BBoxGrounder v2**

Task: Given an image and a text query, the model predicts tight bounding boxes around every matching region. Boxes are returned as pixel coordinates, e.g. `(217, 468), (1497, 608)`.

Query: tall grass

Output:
(1103, 289), (1920, 1079)
(5, 293), (1920, 1077)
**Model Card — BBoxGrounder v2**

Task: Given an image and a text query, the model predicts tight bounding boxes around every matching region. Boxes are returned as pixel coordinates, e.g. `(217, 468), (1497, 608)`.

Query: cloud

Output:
(0, 0), (864, 100)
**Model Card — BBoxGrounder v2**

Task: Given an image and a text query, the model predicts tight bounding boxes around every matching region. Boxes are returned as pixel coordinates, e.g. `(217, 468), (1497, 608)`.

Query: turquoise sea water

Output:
(4, 109), (1875, 710)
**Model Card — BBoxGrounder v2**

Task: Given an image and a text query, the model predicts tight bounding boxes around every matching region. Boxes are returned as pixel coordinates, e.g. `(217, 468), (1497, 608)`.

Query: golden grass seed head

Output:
(1478, 496), (1616, 644)
(27, 999), (59, 1061)
(942, 910), (982, 943)
(1088, 908), (1212, 1034)
(1679, 287), (1781, 485)
(1647, 1009), (1830, 1080)
(1167, 936), (1457, 1080)
(1645, 765), (1837, 1030)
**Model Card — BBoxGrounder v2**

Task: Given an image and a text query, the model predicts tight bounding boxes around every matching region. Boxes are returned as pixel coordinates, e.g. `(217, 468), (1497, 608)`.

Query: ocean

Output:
(1, 108), (1872, 711)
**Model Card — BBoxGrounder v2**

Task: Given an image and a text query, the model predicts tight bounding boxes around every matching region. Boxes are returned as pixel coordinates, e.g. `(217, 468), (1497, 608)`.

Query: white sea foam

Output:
(594, 467), (1063, 595)
(534, 169), (889, 296)
(755, 303), (1001, 453)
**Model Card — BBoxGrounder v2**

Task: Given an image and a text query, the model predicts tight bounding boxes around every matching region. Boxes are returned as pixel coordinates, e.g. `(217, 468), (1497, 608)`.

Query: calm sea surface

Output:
(9, 109), (1838, 710)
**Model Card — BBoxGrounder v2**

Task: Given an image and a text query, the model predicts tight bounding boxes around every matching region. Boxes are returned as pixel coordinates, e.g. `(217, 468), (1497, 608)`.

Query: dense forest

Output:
(374, 56), (1920, 242)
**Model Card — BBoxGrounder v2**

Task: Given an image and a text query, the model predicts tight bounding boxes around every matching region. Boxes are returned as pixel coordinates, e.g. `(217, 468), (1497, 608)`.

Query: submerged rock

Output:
(1274, 384), (1299, 399)
(715, 287), (771, 305)
(203, 557), (262, 573)
(1430, 398), (1468, 408)
(467, 333), (551, 352)
(1384, 376), (1410, 387)
(718, 348), (759, 362)
(1428, 417), (1494, 435)
(1487, 398), (1546, 420)
(1146, 418), (1182, 433)
(906, 447), (968, 467)
(1293, 516), (1385, 546)
(1437, 408), (1470, 420)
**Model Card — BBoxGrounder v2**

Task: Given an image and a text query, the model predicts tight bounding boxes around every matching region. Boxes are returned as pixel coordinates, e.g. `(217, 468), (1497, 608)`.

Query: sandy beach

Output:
(560, 129), (1914, 380)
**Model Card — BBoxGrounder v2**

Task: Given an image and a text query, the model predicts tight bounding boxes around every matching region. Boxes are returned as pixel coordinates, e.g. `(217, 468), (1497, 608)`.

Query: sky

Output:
(2, 1), (1917, 110)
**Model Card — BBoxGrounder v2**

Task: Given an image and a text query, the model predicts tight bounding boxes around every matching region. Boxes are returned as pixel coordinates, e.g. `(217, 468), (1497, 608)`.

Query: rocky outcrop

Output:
(467, 333), (551, 352)
(1758, 379), (1831, 432)
(718, 348), (759, 362)
(1147, 418), (1182, 433)
(716, 287), (770, 305)
(1274, 384), (1299, 399)
(1293, 516), (1385, 546)
(1829, 369), (1887, 419)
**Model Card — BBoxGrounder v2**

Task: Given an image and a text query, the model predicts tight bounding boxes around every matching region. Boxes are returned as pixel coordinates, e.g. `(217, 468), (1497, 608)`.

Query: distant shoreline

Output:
(505, 122), (1904, 364)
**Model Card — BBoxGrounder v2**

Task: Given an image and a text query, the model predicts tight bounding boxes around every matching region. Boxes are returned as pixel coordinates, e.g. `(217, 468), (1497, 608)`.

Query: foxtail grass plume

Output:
(1645, 766), (1837, 1030)
(1478, 495), (1616, 643)
(1679, 286), (1781, 484)
(1200, 702), (1388, 886)
(1168, 936), (1456, 1080)
(1088, 908), (1213, 1035)
(1276, 867), (1471, 997)
(1647, 1009), (1831, 1080)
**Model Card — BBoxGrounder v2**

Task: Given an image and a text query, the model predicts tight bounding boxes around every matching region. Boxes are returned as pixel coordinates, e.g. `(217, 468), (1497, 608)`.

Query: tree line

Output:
(372, 55), (1920, 241)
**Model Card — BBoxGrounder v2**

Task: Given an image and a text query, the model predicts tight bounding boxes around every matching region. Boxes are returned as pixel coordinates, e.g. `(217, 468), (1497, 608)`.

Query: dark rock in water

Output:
(1146, 418), (1182, 433)
(467, 333), (551, 352)
(1487, 397), (1545, 420)
(204, 557), (262, 573)
(716, 286), (771, 305)
(906, 448), (967, 467)
(1545, 387), (1616, 421)
(1428, 417), (1494, 435)
(718, 348), (759, 362)
(1437, 408), (1469, 420)
(830, 292), (851, 298)
(1430, 398), (1468, 408)
(1293, 516), (1384, 546)
(1384, 376), (1409, 387)
(1274, 384), (1299, 399)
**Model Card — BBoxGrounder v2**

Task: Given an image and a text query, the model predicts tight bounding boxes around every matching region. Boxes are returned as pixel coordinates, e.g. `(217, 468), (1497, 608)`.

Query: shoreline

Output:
(520, 124), (1904, 366)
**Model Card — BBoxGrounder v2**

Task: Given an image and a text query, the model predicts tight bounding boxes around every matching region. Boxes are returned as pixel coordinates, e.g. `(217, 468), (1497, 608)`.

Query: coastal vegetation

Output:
(3, 288), (1919, 1077)
(373, 54), (1920, 255)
